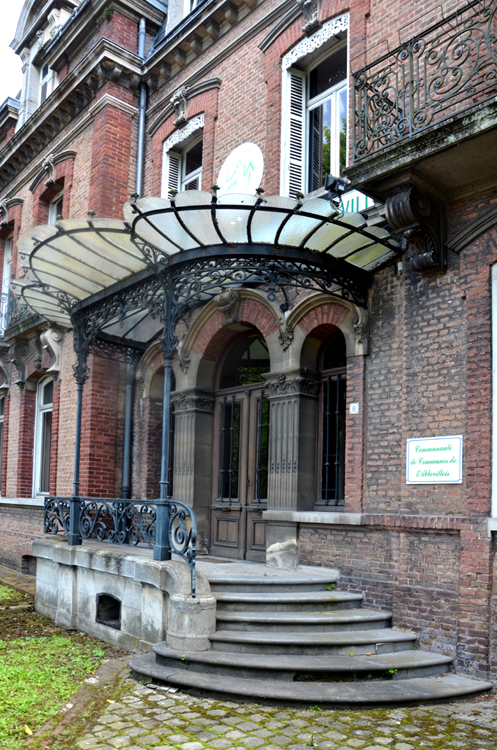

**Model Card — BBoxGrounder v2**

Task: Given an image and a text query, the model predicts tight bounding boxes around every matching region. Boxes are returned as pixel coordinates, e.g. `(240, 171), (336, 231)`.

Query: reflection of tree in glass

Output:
(322, 125), (331, 185)
(340, 117), (347, 175)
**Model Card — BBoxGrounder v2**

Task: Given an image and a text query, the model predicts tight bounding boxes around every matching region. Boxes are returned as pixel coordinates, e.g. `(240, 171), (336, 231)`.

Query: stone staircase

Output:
(130, 569), (492, 705)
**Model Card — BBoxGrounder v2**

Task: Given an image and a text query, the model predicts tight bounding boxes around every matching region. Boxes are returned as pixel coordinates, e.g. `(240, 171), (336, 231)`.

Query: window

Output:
(164, 137), (203, 194)
(48, 190), (63, 225)
(0, 235), (12, 335)
(319, 332), (346, 507)
(39, 64), (53, 105)
(284, 44), (347, 197)
(33, 378), (54, 495)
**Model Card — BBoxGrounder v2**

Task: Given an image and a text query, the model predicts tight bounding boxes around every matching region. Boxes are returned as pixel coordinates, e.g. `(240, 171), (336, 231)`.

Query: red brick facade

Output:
(0, 0), (496, 682)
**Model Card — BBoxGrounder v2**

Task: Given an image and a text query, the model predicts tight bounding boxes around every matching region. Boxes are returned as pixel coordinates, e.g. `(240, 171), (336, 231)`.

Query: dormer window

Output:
(39, 63), (52, 105)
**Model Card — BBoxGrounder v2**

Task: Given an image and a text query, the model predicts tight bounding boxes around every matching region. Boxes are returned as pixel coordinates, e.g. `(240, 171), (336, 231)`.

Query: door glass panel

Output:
(219, 396), (241, 502)
(321, 373), (346, 505)
(255, 397), (270, 502)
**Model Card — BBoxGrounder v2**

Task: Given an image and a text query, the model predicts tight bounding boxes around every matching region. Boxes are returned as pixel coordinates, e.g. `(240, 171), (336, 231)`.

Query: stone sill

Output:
(0, 497), (45, 508)
(263, 511), (362, 525)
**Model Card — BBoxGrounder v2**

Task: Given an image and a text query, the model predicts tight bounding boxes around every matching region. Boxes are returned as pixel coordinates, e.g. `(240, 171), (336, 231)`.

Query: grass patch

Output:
(0, 634), (106, 749)
(0, 581), (129, 749)
(0, 585), (15, 603)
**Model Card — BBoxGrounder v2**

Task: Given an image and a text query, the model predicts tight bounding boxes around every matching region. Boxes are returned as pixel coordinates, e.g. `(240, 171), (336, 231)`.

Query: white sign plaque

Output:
(406, 435), (463, 484)
(217, 143), (264, 197)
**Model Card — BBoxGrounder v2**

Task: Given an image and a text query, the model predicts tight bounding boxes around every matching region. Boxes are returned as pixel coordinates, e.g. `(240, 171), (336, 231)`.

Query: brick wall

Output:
(0, 504), (44, 572)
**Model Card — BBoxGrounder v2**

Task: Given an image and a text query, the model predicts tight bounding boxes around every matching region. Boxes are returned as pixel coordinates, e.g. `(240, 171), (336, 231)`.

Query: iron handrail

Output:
(44, 495), (197, 596)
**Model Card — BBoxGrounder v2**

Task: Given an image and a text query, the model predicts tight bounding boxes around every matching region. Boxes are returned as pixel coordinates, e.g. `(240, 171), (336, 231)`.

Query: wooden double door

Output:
(210, 382), (269, 561)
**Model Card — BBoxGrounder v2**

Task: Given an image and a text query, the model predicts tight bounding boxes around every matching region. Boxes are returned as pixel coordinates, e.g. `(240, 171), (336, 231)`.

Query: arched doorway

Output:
(210, 331), (270, 560)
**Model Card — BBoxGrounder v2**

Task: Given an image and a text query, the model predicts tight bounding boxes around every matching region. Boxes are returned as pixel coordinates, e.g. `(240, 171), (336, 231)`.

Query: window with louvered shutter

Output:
(164, 151), (181, 196)
(287, 70), (306, 198)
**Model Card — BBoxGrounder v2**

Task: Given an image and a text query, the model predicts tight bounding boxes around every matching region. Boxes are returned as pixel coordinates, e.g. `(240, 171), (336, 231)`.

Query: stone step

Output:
(216, 609), (392, 633)
(130, 651), (492, 705)
(215, 590), (364, 612)
(208, 575), (339, 594)
(152, 644), (453, 681)
(209, 627), (417, 655)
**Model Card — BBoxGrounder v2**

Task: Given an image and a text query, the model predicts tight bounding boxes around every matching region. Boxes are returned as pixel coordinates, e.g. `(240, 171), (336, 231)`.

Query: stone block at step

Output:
(208, 576), (338, 593)
(209, 627), (417, 655)
(130, 651), (492, 705)
(152, 644), (453, 681)
(214, 590), (364, 613)
(215, 608), (392, 633)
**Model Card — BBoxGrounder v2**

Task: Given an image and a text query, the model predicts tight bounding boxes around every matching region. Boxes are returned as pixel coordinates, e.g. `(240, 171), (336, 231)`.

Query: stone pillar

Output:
(265, 371), (319, 569)
(171, 390), (214, 552)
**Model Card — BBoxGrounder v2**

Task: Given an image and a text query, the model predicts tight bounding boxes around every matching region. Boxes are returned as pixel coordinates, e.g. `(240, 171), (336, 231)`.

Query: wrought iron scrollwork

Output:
(79, 498), (157, 547)
(353, 0), (497, 159)
(168, 500), (197, 597)
(44, 498), (71, 535)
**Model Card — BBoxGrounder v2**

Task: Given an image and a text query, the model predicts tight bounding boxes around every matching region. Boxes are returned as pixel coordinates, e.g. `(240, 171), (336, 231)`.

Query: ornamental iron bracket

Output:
(385, 185), (446, 272)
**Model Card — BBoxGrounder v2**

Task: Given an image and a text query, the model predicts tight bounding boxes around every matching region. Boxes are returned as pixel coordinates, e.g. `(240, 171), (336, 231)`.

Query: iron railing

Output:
(0, 292), (34, 335)
(44, 496), (197, 596)
(352, 0), (497, 160)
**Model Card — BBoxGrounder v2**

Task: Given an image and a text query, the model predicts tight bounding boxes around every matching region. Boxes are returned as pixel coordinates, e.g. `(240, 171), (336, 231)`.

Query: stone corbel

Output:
(9, 340), (29, 389)
(40, 325), (63, 379)
(177, 344), (191, 374)
(353, 307), (368, 347)
(215, 289), (241, 326)
(29, 151), (76, 193)
(278, 318), (294, 350)
(171, 86), (191, 127)
(385, 185), (446, 272)
(296, 0), (321, 35)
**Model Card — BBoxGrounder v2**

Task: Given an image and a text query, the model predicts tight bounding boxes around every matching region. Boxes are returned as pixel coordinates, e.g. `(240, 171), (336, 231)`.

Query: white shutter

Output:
(161, 150), (181, 197)
(286, 69), (306, 198)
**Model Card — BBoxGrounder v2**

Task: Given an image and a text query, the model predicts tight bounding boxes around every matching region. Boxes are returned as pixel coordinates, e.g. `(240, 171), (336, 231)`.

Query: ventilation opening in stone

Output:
(96, 594), (121, 630)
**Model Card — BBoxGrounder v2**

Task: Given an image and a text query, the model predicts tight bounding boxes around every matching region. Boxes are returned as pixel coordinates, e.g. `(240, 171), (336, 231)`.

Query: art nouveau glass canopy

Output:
(12, 191), (400, 354)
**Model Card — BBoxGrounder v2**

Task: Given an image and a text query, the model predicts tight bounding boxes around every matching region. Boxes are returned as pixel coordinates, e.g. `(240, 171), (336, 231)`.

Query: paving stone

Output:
(345, 740), (367, 748)
(240, 736), (266, 747)
(194, 731), (219, 741)
(180, 742), (204, 750)
(108, 738), (132, 748)
(251, 728), (276, 738)
(166, 734), (191, 743)
(137, 734), (161, 745)
(206, 739), (234, 749)
(324, 730), (348, 741)
(224, 729), (249, 740)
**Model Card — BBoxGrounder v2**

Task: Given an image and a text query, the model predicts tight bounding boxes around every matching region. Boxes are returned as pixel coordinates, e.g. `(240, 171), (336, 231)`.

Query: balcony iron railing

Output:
(44, 496), (197, 596)
(0, 292), (34, 335)
(352, 0), (497, 160)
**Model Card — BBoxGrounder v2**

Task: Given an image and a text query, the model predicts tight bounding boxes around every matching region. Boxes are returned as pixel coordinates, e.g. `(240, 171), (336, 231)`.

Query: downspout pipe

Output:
(136, 17), (147, 197)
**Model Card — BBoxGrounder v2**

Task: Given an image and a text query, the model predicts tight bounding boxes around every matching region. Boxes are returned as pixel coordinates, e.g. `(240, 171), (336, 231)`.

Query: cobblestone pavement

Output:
(75, 678), (497, 750)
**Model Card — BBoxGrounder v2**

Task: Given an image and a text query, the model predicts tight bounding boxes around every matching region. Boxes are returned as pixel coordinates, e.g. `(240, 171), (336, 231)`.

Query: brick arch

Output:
(192, 298), (280, 361)
(298, 302), (350, 338)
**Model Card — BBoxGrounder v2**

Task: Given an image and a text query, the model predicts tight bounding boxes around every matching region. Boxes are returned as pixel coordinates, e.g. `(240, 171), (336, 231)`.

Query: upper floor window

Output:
(283, 44), (347, 197)
(0, 396), (5, 493)
(33, 377), (54, 496)
(48, 190), (63, 225)
(0, 235), (12, 336)
(39, 63), (53, 105)
(161, 115), (205, 197)
(165, 137), (203, 193)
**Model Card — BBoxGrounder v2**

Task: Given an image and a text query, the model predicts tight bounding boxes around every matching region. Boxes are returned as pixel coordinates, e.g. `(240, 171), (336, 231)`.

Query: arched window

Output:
(33, 378), (53, 495)
(319, 331), (346, 506)
(0, 234), (12, 334)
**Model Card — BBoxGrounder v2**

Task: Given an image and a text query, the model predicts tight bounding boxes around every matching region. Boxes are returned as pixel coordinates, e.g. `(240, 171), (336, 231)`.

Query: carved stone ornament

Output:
(385, 185), (446, 272)
(40, 326), (63, 379)
(171, 393), (214, 413)
(9, 340), (29, 388)
(0, 199), (8, 226)
(267, 373), (319, 398)
(177, 345), (191, 374)
(353, 307), (368, 345)
(170, 86), (191, 127)
(215, 289), (241, 327)
(41, 153), (57, 186)
(296, 0), (321, 35)
(278, 318), (294, 350)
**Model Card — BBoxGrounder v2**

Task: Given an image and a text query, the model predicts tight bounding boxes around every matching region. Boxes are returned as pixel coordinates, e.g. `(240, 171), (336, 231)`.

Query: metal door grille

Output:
(219, 395), (240, 503)
(322, 373), (346, 505)
(255, 397), (269, 504)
